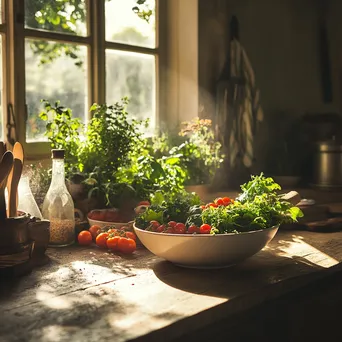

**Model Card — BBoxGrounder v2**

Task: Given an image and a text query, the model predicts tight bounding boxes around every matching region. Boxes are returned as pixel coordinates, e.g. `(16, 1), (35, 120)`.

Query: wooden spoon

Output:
(12, 142), (24, 208)
(7, 142), (24, 218)
(12, 142), (24, 164)
(0, 141), (6, 160)
(0, 151), (14, 220)
(7, 159), (23, 217)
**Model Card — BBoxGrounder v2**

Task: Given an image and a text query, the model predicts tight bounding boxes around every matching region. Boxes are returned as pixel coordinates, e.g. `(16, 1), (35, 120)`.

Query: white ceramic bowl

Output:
(88, 217), (132, 229)
(134, 224), (279, 269)
(87, 209), (132, 229)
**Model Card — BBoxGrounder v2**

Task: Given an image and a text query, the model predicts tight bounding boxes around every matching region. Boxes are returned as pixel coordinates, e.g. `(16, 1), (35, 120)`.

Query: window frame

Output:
(0, 0), (6, 141)
(4, 0), (162, 159)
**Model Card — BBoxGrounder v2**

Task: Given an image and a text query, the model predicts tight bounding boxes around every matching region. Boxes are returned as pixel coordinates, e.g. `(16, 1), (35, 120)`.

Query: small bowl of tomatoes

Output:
(87, 208), (133, 229)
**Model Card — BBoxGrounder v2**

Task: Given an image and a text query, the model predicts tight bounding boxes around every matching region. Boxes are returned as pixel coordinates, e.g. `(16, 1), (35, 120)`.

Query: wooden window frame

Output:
(4, 0), (163, 160)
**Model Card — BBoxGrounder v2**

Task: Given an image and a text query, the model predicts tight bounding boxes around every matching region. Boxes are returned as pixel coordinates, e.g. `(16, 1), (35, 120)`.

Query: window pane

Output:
(25, 0), (87, 36)
(106, 50), (156, 132)
(0, 35), (3, 140)
(105, 0), (156, 48)
(25, 39), (88, 142)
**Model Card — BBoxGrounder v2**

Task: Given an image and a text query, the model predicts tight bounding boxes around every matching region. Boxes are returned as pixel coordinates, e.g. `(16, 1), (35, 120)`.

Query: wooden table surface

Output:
(1, 230), (342, 342)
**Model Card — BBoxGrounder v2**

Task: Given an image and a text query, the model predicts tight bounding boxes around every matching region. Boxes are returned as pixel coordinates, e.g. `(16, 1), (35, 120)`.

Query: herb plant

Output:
(154, 118), (224, 186)
(39, 98), (188, 209)
(39, 98), (149, 208)
(39, 100), (84, 175)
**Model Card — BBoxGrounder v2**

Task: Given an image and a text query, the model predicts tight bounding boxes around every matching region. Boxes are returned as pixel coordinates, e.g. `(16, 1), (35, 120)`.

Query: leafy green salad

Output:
(135, 174), (303, 234)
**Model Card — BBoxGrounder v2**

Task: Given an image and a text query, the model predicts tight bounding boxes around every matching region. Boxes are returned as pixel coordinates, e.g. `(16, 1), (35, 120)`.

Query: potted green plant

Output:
(39, 98), (148, 211)
(145, 118), (225, 199)
(38, 98), (188, 214)
(169, 118), (224, 198)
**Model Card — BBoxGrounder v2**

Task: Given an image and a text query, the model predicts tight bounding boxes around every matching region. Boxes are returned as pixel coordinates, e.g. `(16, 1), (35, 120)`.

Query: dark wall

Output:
(199, 0), (342, 177)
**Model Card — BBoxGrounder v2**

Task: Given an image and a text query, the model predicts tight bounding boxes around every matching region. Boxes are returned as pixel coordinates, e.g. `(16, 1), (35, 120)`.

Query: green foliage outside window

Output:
(25, 0), (152, 67)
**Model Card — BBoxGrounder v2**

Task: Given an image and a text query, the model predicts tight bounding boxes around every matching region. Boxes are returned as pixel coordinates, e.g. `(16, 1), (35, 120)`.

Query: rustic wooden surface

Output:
(1, 230), (342, 342)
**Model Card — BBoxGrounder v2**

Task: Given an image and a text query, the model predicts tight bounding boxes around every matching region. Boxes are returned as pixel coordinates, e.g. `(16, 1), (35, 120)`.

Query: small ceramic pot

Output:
(28, 218), (50, 258)
(0, 213), (50, 258)
(0, 213), (31, 255)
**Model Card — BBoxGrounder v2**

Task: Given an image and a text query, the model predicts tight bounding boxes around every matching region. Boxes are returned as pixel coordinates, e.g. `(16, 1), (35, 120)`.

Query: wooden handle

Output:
(7, 159), (23, 217)
(0, 151), (13, 220)
(0, 141), (6, 159)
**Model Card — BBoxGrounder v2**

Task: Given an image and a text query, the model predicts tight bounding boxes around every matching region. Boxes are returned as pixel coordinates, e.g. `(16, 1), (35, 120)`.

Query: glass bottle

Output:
(18, 175), (43, 219)
(42, 149), (75, 247)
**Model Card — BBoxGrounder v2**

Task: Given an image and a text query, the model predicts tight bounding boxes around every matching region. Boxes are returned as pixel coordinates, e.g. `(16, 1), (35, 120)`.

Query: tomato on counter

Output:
(117, 237), (137, 254)
(78, 231), (93, 245)
(96, 232), (109, 248)
(76, 224), (138, 255)
(89, 225), (101, 240)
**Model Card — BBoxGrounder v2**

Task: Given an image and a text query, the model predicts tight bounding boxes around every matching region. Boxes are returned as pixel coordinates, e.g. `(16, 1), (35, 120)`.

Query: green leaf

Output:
(151, 191), (165, 206)
(162, 156), (180, 165)
(289, 206), (304, 221)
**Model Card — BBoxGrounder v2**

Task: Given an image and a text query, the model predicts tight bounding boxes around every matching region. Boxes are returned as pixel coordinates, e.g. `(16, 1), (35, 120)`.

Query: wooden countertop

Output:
(1, 230), (342, 342)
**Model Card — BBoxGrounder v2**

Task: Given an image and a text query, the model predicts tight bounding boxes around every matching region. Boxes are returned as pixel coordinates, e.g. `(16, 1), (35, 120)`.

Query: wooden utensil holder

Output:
(0, 212), (50, 275)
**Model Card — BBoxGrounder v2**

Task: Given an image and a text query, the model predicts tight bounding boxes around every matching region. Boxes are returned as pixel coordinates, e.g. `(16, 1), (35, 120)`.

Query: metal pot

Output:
(313, 139), (342, 188)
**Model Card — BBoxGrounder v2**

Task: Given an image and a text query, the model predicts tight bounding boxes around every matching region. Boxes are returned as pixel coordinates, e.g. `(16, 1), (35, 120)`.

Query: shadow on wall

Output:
(198, 0), (342, 181)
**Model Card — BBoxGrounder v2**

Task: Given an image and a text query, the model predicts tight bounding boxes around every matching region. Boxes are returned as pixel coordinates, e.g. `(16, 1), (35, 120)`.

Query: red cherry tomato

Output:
(222, 197), (231, 206)
(138, 201), (150, 206)
(200, 224), (211, 234)
(89, 210), (102, 221)
(125, 231), (137, 241)
(104, 210), (119, 222)
(174, 222), (186, 234)
(214, 198), (224, 206)
(97, 211), (106, 221)
(187, 225), (200, 234)
(162, 227), (175, 234)
(149, 220), (160, 230)
(78, 230), (93, 245)
(167, 221), (177, 228)
(89, 225), (101, 240)
(117, 237), (136, 254)
(157, 224), (166, 233)
(106, 236), (120, 250)
(96, 232), (109, 248)
(107, 228), (118, 235)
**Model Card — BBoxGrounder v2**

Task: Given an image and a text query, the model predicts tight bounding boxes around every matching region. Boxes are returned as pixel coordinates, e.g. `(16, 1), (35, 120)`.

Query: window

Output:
(105, 0), (156, 134)
(3, 0), (159, 156)
(0, 0), (4, 141)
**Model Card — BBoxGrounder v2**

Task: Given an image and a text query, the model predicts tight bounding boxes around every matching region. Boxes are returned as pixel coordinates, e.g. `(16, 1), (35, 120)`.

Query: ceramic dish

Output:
(134, 224), (279, 269)
(87, 209), (132, 229)
(88, 217), (132, 229)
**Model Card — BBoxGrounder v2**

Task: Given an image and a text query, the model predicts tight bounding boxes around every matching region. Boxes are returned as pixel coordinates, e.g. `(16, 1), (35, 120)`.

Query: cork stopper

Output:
(51, 149), (65, 159)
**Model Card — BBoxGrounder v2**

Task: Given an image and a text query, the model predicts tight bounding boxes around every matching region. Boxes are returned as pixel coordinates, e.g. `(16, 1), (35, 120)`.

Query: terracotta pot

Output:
(67, 182), (102, 217)
(184, 184), (211, 200)
(67, 182), (86, 201)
